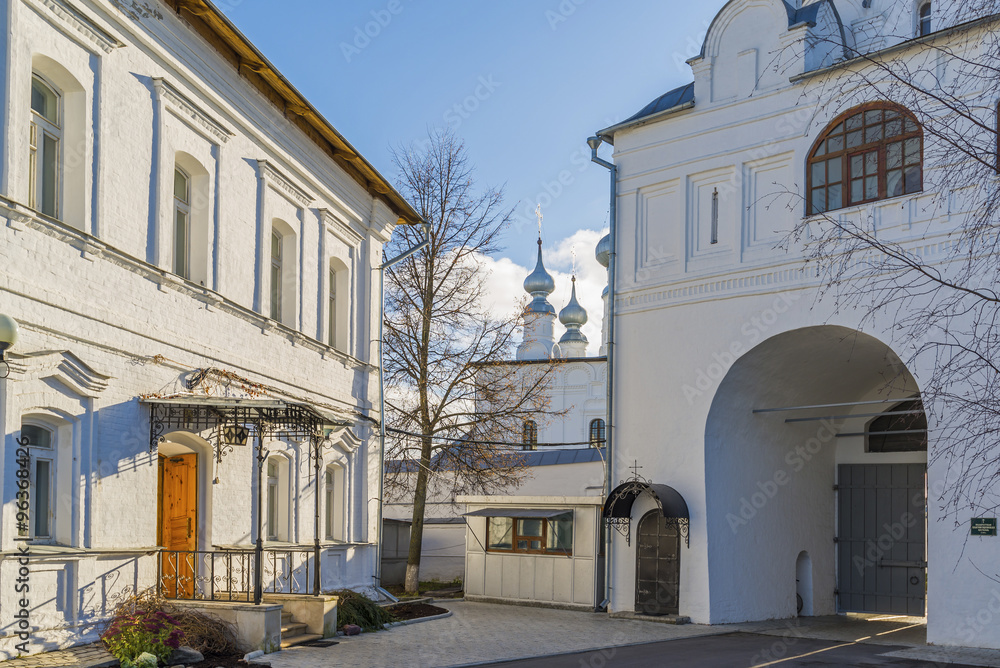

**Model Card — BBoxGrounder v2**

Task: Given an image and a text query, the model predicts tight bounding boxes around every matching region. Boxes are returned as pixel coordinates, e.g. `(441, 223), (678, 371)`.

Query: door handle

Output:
(187, 517), (193, 539)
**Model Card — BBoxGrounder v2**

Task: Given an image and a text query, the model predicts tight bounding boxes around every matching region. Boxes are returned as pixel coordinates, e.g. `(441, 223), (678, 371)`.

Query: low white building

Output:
(0, 0), (420, 657)
(591, 0), (1000, 650)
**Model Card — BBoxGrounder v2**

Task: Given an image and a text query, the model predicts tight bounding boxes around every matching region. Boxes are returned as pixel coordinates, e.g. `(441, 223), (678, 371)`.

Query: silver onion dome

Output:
(524, 241), (556, 299)
(559, 278), (588, 327)
(595, 233), (611, 268)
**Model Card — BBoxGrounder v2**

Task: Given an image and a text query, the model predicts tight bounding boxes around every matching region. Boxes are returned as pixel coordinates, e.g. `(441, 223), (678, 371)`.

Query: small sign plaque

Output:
(971, 518), (997, 537)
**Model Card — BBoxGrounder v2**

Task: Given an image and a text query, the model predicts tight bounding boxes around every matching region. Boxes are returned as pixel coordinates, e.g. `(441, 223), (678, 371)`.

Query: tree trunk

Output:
(404, 435), (432, 593)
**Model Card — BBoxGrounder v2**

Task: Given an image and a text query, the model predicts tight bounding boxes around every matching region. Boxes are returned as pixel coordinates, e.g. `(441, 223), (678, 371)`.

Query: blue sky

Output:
(219, 0), (727, 341)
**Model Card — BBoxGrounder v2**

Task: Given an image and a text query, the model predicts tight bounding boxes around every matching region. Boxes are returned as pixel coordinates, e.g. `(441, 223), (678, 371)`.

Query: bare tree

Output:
(769, 3), (1000, 524)
(382, 131), (559, 593)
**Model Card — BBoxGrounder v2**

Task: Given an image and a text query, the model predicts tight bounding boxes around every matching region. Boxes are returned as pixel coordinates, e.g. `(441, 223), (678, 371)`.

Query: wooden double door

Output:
(158, 454), (198, 598)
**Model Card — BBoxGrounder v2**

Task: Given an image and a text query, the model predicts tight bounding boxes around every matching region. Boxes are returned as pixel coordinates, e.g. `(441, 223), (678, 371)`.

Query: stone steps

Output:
(280, 632), (324, 649)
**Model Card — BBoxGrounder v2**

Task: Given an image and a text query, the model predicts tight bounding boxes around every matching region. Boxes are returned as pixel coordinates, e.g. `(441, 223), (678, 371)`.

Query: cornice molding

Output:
(23, 0), (123, 55)
(153, 77), (233, 145)
(8, 350), (111, 398)
(319, 208), (364, 247)
(257, 160), (313, 209)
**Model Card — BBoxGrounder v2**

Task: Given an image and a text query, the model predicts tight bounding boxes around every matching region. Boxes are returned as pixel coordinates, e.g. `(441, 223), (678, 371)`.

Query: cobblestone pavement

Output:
(0, 643), (115, 668)
(267, 601), (728, 668)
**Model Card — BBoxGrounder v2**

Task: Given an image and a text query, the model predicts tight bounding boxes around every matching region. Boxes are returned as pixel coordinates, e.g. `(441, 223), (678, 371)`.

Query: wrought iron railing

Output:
(158, 548), (318, 602)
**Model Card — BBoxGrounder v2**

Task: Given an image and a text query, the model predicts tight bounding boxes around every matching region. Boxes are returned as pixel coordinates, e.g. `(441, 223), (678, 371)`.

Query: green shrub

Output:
(101, 609), (183, 664)
(332, 590), (395, 632)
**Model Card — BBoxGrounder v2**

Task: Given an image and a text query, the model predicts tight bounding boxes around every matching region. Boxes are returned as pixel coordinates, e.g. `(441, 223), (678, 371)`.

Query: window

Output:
(173, 167), (191, 278)
(919, 2), (932, 36)
(18, 423), (54, 540)
(328, 267), (337, 347)
(710, 188), (719, 245)
(266, 458), (280, 541)
(486, 513), (573, 555)
(324, 465), (345, 541)
(522, 420), (538, 450)
(867, 400), (928, 453)
(589, 419), (606, 447)
(270, 229), (283, 321)
(325, 469), (336, 540)
(808, 104), (923, 215)
(29, 75), (61, 218)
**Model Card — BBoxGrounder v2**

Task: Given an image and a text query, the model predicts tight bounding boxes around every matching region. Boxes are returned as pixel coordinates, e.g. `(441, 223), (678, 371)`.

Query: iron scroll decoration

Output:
(603, 462), (690, 548)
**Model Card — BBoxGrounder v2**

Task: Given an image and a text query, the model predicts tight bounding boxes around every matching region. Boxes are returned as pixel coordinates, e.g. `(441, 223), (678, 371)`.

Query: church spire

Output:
(517, 206), (557, 360)
(558, 274), (589, 358)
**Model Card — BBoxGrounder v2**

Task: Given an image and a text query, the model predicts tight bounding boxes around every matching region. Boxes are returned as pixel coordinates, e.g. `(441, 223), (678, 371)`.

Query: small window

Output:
(270, 229), (283, 322)
(808, 104), (923, 215)
(919, 2), (932, 36)
(19, 422), (55, 540)
(325, 469), (335, 540)
(522, 420), (538, 450)
(867, 400), (927, 452)
(266, 458), (280, 541)
(589, 419), (606, 447)
(328, 267), (337, 347)
(173, 167), (191, 279)
(29, 75), (61, 219)
(486, 513), (573, 555)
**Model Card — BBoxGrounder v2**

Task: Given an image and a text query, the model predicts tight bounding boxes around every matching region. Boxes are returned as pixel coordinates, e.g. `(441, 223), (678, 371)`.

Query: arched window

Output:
(919, 2), (932, 36)
(867, 399), (927, 453)
(29, 74), (61, 219)
(328, 266), (337, 347)
(18, 422), (55, 540)
(589, 419), (606, 447)
(808, 104), (923, 215)
(270, 228), (283, 322)
(173, 167), (191, 278)
(522, 420), (538, 450)
(325, 465), (345, 541)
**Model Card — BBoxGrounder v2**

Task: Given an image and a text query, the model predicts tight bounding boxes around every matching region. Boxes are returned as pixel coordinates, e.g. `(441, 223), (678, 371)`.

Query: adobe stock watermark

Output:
(749, 618), (806, 666)
(726, 418), (841, 534)
(12, 435), (32, 655)
(545, 0), (587, 31)
(681, 291), (802, 405)
(443, 75), (501, 131)
(512, 145), (593, 234)
(340, 0), (406, 63)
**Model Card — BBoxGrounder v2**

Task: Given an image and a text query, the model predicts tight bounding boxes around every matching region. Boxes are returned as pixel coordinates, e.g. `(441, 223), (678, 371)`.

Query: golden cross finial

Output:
(535, 204), (543, 241)
(571, 245), (577, 277)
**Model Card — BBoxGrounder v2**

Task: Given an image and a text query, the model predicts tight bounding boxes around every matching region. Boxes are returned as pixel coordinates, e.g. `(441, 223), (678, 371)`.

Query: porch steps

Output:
(280, 611), (323, 649)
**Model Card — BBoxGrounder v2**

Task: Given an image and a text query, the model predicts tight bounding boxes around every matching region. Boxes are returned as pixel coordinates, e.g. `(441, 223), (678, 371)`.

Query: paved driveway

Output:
(266, 601), (1000, 668)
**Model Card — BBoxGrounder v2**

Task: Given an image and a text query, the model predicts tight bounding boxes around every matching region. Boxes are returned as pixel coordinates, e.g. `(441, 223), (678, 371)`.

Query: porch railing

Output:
(158, 547), (318, 602)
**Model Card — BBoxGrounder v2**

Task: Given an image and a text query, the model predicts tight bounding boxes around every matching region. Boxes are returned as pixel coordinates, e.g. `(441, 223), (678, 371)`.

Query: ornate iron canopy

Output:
(142, 396), (350, 455)
(603, 463), (690, 547)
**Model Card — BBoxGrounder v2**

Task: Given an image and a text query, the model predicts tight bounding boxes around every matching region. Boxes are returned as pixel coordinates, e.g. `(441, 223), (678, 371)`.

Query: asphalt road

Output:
(486, 632), (978, 668)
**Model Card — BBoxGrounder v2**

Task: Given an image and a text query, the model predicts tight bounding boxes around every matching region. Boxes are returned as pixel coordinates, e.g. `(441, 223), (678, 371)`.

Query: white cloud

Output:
(475, 227), (609, 355)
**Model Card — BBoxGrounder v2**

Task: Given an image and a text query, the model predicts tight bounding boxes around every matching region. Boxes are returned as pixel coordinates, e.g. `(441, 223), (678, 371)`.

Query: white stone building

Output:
(591, 0), (999, 650)
(0, 0), (420, 657)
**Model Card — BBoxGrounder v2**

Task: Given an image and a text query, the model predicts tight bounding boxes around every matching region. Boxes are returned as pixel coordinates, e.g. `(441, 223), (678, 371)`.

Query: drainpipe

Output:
(375, 220), (431, 597)
(588, 135), (616, 612)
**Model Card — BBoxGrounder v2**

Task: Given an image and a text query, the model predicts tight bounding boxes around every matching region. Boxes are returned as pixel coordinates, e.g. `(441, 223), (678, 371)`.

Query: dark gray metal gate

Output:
(837, 464), (926, 615)
(635, 510), (680, 615)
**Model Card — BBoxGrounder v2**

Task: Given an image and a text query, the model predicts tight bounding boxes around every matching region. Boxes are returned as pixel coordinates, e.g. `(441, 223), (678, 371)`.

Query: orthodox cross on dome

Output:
(571, 245), (577, 278)
(535, 204), (543, 246)
(628, 460), (642, 479)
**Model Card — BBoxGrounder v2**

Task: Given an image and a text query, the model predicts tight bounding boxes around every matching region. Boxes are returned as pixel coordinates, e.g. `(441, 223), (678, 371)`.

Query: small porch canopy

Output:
(603, 480), (690, 547)
(142, 395), (351, 454)
(463, 508), (572, 519)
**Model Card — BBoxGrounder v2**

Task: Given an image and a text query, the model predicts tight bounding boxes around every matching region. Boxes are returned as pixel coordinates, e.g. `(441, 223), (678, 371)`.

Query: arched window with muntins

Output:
(919, 2), (932, 36)
(589, 419), (605, 447)
(522, 420), (538, 450)
(807, 104), (923, 215)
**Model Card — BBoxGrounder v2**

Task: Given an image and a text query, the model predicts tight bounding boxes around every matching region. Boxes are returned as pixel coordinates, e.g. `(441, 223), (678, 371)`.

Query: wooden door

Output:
(159, 454), (198, 598)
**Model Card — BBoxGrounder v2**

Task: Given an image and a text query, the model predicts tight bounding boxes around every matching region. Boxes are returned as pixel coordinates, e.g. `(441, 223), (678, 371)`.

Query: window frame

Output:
(918, 2), (932, 36)
(589, 419), (606, 448)
(270, 229), (283, 322)
(328, 266), (337, 348)
(18, 422), (56, 543)
(29, 74), (62, 219)
(173, 166), (192, 279)
(486, 513), (573, 556)
(806, 103), (924, 216)
(522, 420), (538, 450)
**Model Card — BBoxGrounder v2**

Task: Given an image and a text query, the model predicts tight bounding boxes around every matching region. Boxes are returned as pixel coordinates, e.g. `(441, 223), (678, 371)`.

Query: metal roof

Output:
(463, 508), (572, 519)
(523, 448), (604, 467)
(598, 83), (694, 141)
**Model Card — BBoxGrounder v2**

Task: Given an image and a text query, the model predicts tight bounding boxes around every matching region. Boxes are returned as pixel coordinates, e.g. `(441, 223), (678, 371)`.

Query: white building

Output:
(0, 0), (420, 657)
(592, 0), (999, 650)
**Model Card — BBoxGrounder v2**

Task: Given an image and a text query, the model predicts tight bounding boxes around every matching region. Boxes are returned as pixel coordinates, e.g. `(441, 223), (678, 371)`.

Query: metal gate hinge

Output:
(833, 537), (839, 543)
